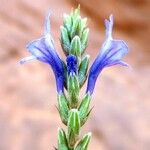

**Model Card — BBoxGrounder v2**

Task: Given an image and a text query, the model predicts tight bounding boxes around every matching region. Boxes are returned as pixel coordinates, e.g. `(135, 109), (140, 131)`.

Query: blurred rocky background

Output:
(0, 0), (150, 150)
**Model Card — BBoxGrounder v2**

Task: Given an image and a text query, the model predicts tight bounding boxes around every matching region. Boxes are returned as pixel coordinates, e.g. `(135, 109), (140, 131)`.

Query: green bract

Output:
(67, 109), (80, 148)
(78, 55), (90, 87)
(67, 73), (80, 108)
(79, 94), (91, 126)
(58, 128), (69, 150)
(70, 36), (81, 57)
(60, 6), (88, 56)
(58, 93), (69, 125)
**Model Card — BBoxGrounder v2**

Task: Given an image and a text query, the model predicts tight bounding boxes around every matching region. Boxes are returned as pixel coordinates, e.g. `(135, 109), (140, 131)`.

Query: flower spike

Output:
(21, 7), (129, 149)
(86, 15), (129, 94)
(20, 13), (64, 93)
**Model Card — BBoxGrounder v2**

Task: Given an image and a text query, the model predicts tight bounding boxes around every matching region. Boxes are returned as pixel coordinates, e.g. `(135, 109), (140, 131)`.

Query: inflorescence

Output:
(20, 6), (128, 150)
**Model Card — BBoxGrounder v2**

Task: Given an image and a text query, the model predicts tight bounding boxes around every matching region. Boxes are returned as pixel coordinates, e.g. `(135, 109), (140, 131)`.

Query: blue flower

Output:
(86, 15), (129, 94)
(20, 13), (64, 93)
(66, 54), (78, 75)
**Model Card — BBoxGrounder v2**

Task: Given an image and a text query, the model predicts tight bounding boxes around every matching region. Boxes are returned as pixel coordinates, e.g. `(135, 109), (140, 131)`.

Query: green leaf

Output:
(75, 133), (91, 150)
(78, 55), (90, 87)
(58, 128), (69, 150)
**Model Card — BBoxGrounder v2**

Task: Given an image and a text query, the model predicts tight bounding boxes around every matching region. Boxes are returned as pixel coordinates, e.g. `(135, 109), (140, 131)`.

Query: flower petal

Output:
(26, 37), (52, 63)
(20, 55), (36, 64)
(101, 39), (128, 67)
(86, 15), (129, 94)
(66, 54), (77, 75)
(21, 13), (64, 93)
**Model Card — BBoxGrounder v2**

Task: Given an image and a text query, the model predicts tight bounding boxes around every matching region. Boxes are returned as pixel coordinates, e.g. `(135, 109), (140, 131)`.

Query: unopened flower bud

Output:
(77, 17), (87, 37)
(70, 36), (81, 57)
(70, 16), (80, 39)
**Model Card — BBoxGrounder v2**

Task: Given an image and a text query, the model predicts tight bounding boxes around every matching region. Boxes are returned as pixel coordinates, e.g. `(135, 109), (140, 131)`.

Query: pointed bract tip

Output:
(57, 127), (61, 132)
(85, 54), (90, 59)
(87, 132), (92, 137)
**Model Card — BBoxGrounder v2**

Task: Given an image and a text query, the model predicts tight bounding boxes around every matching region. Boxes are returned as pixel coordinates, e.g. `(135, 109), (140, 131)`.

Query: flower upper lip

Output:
(86, 15), (129, 95)
(20, 13), (64, 93)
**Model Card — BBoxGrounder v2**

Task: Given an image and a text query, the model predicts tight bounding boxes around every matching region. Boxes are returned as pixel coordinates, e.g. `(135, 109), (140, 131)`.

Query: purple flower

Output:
(66, 54), (77, 75)
(20, 13), (64, 93)
(86, 15), (129, 94)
